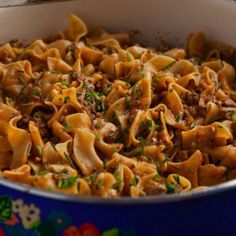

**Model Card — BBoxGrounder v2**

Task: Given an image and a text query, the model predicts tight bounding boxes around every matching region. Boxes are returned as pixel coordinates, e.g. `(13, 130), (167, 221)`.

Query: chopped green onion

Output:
(51, 70), (62, 74)
(84, 90), (95, 104)
(130, 177), (138, 186)
(32, 88), (41, 97)
(126, 52), (132, 62)
(57, 176), (78, 189)
(64, 152), (76, 169)
(58, 79), (69, 86)
(138, 68), (146, 77)
(173, 174), (180, 184)
(95, 135), (100, 141)
(96, 178), (105, 190)
(36, 145), (43, 157)
(176, 113), (182, 122)
(63, 121), (71, 132)
(158, 61), (175, 71)
(36, 170), (49, 175)
(113, 164), (123, 192)
(166, 181), (176, 193)
(82, 80), (88, 88)
(94, 123), (100, 129)
(190, 122), (195, 129)
(90, 173), (97, 184)
(95, 101), (105, 112)
(67, 70), (77, 79)
(155, 124), (162, 131)
(62, 168), (68, 174)
(34, 111), (42, 118)
(64, 96), (70, 104)
(152, 173), (159, 181)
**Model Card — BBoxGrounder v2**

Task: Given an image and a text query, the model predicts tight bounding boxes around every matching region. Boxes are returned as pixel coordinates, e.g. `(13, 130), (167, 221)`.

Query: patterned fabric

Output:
(0, 195), (135, 236)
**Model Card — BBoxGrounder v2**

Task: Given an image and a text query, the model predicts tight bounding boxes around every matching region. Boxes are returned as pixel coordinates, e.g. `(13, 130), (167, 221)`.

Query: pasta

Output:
(0, 15), (236, 198)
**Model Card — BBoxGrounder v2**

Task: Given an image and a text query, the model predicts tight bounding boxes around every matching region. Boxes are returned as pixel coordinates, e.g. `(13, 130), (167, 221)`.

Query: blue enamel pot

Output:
(1, 179), (236, 236)
(1, 0), (236, 235)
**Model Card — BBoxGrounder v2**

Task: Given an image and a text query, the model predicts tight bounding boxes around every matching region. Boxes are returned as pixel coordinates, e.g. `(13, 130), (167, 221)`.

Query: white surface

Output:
(0, 0), (235, 47)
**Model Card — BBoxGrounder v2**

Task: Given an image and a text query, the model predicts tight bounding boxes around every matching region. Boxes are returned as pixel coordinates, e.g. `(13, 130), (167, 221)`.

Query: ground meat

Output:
(220, 107), (231, 120)
(33, 117), (49, 138)
(104, 131), (119, 143)
(52, 173), (68, 186)
(17, 114), (30, 130)
(143, 178), (167, 195)
(1, 57), (13, 64)
(185, 91), (200, 105)
(43, 34), (62, 44)
(183, 104), (199, 118)
(231, 121), (236, 138)
(9, 38), (23, 48)
(94, 80), (103, 91)
(221, 99), (236, 107)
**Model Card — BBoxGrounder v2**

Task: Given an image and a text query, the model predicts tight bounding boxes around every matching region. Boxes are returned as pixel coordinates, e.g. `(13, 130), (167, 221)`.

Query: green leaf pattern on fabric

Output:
(102, 228), (119, 236)
(0, 196), (12, 221)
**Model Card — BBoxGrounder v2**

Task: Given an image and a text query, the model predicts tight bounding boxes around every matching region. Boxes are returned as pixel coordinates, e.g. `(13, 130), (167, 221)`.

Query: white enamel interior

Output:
(0, 0), (235, 48)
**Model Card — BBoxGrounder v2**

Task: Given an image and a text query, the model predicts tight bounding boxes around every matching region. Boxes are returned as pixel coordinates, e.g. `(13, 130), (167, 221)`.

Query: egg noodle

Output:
(0, 15), (236, 197)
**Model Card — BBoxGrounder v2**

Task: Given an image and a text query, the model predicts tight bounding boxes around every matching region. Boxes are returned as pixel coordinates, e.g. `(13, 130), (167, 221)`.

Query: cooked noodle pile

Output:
(0, 15), (236, 197)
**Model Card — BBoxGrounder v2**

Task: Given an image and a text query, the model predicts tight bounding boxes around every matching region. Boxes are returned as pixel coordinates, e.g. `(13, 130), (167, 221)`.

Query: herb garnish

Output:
(94, 123), (100, 129)
(57, 176), (78, 189)
(190, 122), (195, 129)
(176, 113), (182, 122)
(126, 52), (132, 62)
(84, 90), (95, 104)
(67, 70), (77, 80)
(32, 88), (41, 97)
(133, 84), (143, 97)
(96, 178), (105, 190)
(111, 111), (120, 126)
(84, 88), (105, 112)
(51, 70), (62, 74)
(36, 170), (49, 175)
(152, 173), (159, 181)
(36, 145), (43, 157)
(63, 121), (71, 132)
(173, 174), (180, 184)
(82, 80), (88, 88)
(64, 152), (76, 169)
(158, 61), (175, 72)
(64, 96), (70, 104)
(34, 111), (42, 118)
(130, 177), (138, 186)
(90, 173), (97, 184)
(58, 79), (69, 86)
(113, 165), (123, 192)
(140, 120), (153, 137)
(62, 168), (68, 174)
(138, 68), (146, 77)
(166, 181), (176, 193)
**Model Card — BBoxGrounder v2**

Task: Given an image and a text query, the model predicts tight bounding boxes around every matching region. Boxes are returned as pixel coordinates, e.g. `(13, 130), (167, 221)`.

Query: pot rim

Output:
(1, 177), (236, 205)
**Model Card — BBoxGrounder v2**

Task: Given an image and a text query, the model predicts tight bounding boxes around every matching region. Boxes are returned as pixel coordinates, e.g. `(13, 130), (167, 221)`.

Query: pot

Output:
(0, 0), (236, 235)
